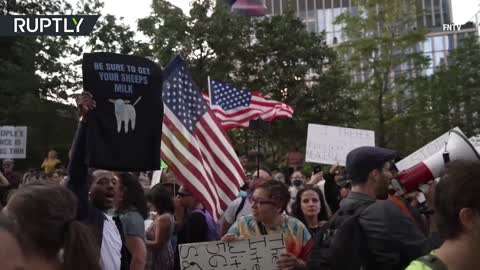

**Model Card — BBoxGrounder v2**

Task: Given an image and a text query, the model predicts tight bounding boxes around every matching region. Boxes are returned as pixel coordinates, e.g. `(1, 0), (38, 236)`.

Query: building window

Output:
(274, 0), (281, 15)
(433, 36), (444, 51)
(424, 0), (433, 27)
(325, 0), (332, 9)
(281, 0), (290, 12)
(316, 0), (323, 9)
(433, 51), (445, 68)
(424, 37), (433, 52)
(325, 9), (334, 32)
(442, 0), (451, 24)
(447, 34), (455, 50)
(318, 9), (326, 31)
(334, 0), (341, 8)
(266, 0), (273, 14)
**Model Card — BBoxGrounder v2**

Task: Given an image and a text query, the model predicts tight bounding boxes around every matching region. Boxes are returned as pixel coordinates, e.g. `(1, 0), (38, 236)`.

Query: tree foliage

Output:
(335, 0), (429, 151)
(0, 0), (102, 168)
(136, 0), (357, 166)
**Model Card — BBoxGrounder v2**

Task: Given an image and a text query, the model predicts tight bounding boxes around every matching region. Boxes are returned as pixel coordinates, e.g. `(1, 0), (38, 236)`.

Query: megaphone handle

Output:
(442, 141), (450, 164)
(442, 151), (450, 164)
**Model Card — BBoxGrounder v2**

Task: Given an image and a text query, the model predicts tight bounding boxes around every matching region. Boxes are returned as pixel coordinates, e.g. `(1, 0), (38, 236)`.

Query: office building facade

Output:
(261, 0), (476, 75)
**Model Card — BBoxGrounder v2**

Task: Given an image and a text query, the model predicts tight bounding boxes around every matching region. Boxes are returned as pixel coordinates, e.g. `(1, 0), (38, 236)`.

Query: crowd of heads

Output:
(0, 143), (479, 270)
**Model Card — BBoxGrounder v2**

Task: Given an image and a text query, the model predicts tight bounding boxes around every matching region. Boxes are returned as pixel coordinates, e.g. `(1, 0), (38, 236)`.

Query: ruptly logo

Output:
(0, 15), (100, 36)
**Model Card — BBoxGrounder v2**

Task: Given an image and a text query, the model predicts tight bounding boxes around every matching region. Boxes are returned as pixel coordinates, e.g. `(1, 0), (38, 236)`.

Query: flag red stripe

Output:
(198, 115), (245, 187)
(194, 133), (239, 200)
(160, 132), (222, 217)
(204, 111), (246, 183)
(194, 123), (240, 197)
(162, 115), (226, 215)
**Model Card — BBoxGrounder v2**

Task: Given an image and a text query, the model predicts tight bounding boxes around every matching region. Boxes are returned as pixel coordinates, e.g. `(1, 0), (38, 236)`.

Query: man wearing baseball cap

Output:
(338, 146), (430, 270)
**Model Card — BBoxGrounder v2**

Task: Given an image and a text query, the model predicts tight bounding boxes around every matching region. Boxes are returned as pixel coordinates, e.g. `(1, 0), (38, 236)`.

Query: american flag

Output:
(160, 56), (245, 220)
(207, 80), (294, 130)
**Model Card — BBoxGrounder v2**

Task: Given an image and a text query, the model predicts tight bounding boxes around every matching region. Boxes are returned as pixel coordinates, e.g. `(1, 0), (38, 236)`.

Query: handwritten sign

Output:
(0, 126), (27, 159)
(179, 234), (286, 270)
(305, 124), (375, 166)
(395, 127), (462, 172)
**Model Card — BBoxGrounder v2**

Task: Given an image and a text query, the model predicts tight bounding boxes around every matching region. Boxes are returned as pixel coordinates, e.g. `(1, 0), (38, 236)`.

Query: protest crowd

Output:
(0, 88), (479, 270)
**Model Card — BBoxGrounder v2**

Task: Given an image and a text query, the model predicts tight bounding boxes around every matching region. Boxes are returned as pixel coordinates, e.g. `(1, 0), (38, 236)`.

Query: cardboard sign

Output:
(179, 234), (286, 270)
(0, 126), (27, 159)
(396, 127), (462, 172)
(82, 52), (163, 171)
(305, 124), (375, 166)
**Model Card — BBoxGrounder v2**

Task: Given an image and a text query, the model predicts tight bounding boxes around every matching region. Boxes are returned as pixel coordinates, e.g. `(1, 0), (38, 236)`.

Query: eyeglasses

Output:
(249, 197), (275, 206)
(177, 192), (193, 197)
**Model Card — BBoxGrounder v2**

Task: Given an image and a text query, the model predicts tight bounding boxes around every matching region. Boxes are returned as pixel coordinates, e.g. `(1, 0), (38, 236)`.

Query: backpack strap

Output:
(235, 195), (247, 220)
(416, 254), (448, 270)
(257, 221), (268, 235)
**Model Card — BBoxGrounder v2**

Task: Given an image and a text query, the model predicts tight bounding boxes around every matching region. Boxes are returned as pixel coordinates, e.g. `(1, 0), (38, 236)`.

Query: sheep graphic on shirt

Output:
(109, 97), (142, 133)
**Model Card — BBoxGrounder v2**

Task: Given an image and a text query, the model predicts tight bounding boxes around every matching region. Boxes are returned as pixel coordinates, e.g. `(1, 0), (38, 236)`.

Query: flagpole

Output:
(207, 75), (212, 107)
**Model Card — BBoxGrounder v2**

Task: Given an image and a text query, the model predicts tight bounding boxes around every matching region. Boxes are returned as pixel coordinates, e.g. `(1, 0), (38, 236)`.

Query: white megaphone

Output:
(398, 129), (480, 192)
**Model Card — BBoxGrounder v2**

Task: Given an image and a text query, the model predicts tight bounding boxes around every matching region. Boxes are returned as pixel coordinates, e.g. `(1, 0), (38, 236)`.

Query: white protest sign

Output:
(470, 135), (480, 148)
(395, 127), (462, 172)
(0, 126), (28, 159)
(305, 124), (375, 166)
(150, 169), (162, 188)
(179, 234), (286, 270)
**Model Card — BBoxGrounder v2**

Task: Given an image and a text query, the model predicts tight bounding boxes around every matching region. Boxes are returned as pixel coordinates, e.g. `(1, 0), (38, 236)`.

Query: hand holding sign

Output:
(221, 233), (247, 242)
(76, 91), (96, 121)
(307, 172), (323, 185)
(278, 252), (304, 270)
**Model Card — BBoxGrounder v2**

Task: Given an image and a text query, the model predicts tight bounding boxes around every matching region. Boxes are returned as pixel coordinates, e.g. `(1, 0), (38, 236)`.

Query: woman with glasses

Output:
(222, 180), (313, 270)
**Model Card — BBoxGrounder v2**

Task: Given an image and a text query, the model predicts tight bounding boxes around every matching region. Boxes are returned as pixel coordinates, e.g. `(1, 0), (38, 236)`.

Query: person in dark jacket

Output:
(174, 185), (219, 270)
(68, 92), (130, 270)
(330, 146), (430, 270)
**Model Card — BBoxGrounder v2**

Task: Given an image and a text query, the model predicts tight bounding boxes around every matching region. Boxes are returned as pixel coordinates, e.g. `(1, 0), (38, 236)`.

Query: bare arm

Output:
(126, 236), (147, 270)
(0, 171), (9, 186)
(146, 214), (172, 250)
(220, 220), (233, 237)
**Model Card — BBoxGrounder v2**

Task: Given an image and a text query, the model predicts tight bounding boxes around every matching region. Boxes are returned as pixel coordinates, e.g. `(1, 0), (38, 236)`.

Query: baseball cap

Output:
(346, 146), (397, 183)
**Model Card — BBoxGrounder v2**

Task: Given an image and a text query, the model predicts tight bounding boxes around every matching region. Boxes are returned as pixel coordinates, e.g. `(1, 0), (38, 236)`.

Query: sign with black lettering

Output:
(179, 234), (285, 270)
(82, 52), (163, 171)
(306, 123), (375, 166)
(0, 126), (27, 159)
